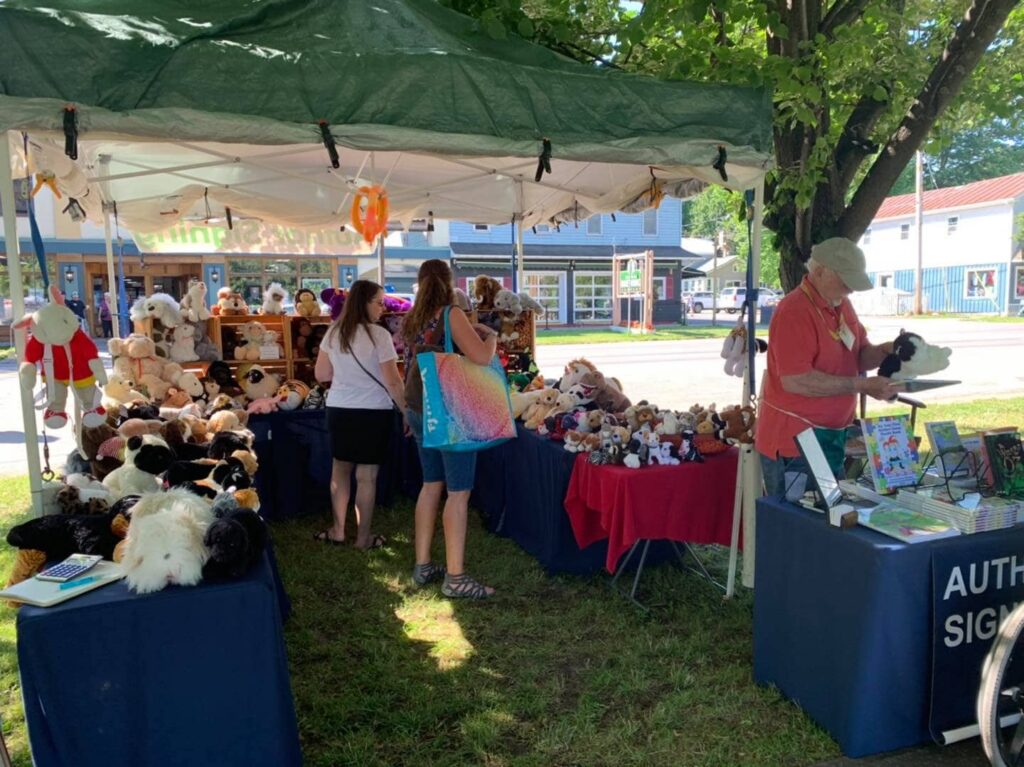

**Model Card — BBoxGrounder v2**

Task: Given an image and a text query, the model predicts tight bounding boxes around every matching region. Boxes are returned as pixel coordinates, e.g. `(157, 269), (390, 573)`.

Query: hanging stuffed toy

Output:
(720, 323), (767, 378)
(350, 185), (389, 244)
(17, 285), (107, 429)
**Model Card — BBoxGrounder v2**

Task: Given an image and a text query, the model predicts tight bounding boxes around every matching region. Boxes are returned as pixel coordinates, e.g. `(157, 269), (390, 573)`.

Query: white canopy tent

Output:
(0, 0), (770, 590)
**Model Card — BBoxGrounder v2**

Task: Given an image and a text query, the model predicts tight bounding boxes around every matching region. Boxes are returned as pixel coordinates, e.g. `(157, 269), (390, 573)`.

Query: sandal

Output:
(356, 534), (387, 552)
(442, 573), (494, 600)
(412, 562), (446, 586)
(313, 530), (346, 546)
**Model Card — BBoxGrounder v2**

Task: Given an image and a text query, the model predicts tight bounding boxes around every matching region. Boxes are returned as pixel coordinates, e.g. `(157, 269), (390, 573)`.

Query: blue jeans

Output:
(760, 453), (811, 502)
(406, 410), (477, 492)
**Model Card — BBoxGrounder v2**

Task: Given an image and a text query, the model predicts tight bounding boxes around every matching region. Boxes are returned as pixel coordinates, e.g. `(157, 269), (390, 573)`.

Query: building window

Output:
(524, 272), (564, 322)
(473, 224), (490, 232)
(651, 276), (667, 301)
(947, 216), (959, 235)
(965, 268), (996, 300)
(900, 224), (910, 240)
(642, 209), (658, 236)
(226, 258), (333, 310)
(863, 228), (872, 246)
(877, 272), (894, 289)
(586, 215), (602, 235)
(573, 272), (613, 322)
(1015, 265), (1024, 301)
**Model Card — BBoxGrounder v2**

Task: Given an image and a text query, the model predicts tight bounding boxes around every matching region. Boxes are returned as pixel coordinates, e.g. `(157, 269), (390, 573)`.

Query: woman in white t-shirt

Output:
(313, 280), (406, 550)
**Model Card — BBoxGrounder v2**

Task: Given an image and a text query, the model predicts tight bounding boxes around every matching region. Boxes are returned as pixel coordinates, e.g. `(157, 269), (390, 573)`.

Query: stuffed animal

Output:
(179, 279), (211, 322)
(498, 313), (520, 345)
(302, 384), (327, 409)
(878, 330), (952, 380)
(130, 292), (183, 329)
(217, 291), (248, 317)
(275, 380), (310, 411)
(261, 282), (288, 315)
(649, 441), (681, 466)
(575, 409), (607, 434)
(109, 334), (175, 401)
(518, 292), (545, 315)
(208, 409), (249, 434)
(493, 289), (523, 314)
(321, 288), (348, 321)
(579, 371), (631, 412)
(720, 405), (757, 444)
(169, 323), (199, 363)
(234, 320), (267, 361)
(16, 285), (107, 428)
(246, 397), (278, 415)
(203, 493), (268, 580)
(473, 275), (503, 311)
(523, 388), (559, 429)
(454, 288), (472, 312)
(721, 325), (768, 377)
(294, 288), (321, 317)
(121, 489), (215, 594)
(192, 322), (221, 362)
(208, 430), (254, 461)
(102, 435), (175, 499)
(558, 358), (597, 393)
(101, 373), (148, 412)
(383, 294), (412, 313)
(238, 364), (281, 402)
(6, 510), (126, 569)
(206, 360), (242, 395)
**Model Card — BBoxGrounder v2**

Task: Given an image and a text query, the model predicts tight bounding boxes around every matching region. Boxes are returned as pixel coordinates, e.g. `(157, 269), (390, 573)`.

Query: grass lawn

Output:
(0, 347), (17, 362)
(873, 396), (1024, 455)
(536, 325), (742, 345)
(0, 398), (1020, 765)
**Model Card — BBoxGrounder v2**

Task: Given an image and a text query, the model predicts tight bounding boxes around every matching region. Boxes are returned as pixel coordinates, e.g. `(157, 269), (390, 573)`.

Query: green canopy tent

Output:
(0, 0), (771, 591)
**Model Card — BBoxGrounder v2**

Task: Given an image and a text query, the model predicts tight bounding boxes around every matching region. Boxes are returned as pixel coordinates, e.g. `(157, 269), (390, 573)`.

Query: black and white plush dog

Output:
(878, 330), (952, 380)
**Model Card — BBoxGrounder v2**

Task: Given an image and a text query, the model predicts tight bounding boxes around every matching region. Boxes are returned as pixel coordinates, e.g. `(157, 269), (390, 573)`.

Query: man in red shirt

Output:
(756, 238), (903, 498)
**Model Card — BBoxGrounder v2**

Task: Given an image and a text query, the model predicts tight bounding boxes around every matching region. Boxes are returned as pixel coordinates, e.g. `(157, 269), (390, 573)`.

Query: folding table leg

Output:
(672, 541), (727, 593)
(609, 540), (652, 610)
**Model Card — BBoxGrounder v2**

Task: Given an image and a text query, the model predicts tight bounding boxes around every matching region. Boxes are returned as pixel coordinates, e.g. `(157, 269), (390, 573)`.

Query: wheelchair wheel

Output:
(978, 601), (1024, 766)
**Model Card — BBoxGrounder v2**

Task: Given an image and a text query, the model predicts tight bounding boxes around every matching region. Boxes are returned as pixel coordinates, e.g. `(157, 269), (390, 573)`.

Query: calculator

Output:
(36, 554), (104, 582)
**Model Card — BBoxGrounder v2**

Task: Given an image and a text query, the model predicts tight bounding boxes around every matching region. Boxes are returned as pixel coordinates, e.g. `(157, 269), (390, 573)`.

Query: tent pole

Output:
(0, 132), (44, 517)
(725, 368), (748, 598)
(377, 236), (385, 288)
(515, 182), (525, 293)
(103, 208), (120, 337)
(741, 180), (766, 589)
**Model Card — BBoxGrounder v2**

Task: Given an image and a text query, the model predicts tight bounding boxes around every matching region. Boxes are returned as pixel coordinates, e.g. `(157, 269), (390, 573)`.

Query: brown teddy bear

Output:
(81, 423), (124, 480)
(218, 291), (249, 316)
(473, 275), (503, 311)
(720, 405), (757, 444)
(579, 371), (631, 413)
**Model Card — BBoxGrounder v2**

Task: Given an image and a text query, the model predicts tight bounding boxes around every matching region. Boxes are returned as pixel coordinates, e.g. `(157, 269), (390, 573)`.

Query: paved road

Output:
(536, 317), (1024, 412)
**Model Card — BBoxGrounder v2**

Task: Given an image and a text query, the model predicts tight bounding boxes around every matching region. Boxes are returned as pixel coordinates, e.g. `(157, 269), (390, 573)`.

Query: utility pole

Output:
(914, 151), (924, 315)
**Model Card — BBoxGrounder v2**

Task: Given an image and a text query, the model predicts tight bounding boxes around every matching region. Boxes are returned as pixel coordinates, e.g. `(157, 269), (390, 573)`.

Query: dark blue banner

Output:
(930, 528), (1024, 741)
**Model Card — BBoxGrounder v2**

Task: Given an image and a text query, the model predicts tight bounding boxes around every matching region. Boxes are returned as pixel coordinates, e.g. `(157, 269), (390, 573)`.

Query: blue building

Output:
(443, 199), (703, 325)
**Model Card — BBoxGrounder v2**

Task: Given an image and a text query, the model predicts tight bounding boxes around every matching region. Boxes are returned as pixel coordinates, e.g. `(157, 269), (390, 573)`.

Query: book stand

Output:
(915, 450), (988, 502)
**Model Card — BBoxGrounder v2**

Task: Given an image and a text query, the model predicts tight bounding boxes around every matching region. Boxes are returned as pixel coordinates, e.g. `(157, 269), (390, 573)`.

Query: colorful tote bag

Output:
(417, 307), (516, 452)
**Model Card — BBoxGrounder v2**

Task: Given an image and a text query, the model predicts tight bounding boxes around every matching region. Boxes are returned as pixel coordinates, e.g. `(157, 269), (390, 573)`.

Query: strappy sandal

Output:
(313, 530), (346, 546)
(442, 573), (494, 600)
(412, 561), (446, 586)
(355, 534), (387, 552)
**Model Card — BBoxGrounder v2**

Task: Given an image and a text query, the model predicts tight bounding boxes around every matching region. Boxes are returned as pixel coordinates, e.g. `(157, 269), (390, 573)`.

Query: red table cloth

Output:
(564, 448), (740, 573)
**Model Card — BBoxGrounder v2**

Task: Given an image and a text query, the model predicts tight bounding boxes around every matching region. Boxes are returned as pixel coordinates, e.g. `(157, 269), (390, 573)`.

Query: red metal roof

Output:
(874, 172), (1024, 220)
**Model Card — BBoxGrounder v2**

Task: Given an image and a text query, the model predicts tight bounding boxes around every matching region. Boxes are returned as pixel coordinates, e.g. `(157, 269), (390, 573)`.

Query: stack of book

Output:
(895, 486), (1022, 534)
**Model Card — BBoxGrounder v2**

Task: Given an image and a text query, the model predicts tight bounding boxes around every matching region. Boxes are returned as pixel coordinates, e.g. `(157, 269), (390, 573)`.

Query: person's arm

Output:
(380, 359), (407, 412)
(781, 370), (903, 400)
(859, 341), (894, 372)
(448, 307), (497, 365)
(314, 348), (333, 384)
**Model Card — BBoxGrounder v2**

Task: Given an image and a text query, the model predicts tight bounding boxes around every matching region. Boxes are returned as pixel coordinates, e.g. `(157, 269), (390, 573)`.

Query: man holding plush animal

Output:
(758, 238), (941, 498)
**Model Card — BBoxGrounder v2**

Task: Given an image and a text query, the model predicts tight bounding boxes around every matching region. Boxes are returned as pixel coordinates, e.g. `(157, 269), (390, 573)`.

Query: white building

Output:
(859, 172), (1024, 315)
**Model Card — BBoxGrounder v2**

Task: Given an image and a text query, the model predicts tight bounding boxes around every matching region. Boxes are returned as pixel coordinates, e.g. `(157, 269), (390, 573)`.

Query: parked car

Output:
(718, 287), (780, 313)
(682, 291), (715, 313)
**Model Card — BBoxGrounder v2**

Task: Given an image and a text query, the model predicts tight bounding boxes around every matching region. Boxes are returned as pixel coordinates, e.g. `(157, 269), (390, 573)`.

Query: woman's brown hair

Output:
(402, 259), (454, 344)
(332, 279), (382, 352)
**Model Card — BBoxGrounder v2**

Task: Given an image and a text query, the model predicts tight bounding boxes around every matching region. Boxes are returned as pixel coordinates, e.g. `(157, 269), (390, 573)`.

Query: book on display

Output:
(924, 421), (968, 477)
(861, 416), (921, 494)
(895, 487), (1022, 535)
(983, 431), (1024, 497)
(856, 503), (959, 544)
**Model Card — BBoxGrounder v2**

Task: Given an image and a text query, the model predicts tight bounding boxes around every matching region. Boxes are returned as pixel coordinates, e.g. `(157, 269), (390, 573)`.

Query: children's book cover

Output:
(862, 416), (921, 493)
(925, 421), (966, 477)
(984, 432), (1024, 497)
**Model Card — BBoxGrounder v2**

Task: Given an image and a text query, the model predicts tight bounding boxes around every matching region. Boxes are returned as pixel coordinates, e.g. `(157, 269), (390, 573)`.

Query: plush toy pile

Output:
(4, 399), (269, 598)
(512, 356), (754, 470)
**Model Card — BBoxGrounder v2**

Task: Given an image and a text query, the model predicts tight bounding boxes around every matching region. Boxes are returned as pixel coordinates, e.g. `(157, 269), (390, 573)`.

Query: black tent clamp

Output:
(713, 145), (728, 182)
(535, 138), (552, 182)
(318, 120), (340, 169)
(63, 106), (78, 161)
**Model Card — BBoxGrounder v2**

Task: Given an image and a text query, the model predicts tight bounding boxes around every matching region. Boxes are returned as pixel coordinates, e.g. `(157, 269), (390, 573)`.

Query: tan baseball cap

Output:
(811, 238), (873, 291)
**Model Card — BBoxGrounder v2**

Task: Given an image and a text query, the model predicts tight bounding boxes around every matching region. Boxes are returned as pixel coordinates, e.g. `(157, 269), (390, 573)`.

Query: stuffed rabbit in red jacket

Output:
(16, 286), (107, 429)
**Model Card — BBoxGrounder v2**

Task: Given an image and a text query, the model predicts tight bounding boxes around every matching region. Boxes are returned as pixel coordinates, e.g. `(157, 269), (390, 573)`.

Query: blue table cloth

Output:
(17, 551), (302, 767)
(472, 426), (611, 575)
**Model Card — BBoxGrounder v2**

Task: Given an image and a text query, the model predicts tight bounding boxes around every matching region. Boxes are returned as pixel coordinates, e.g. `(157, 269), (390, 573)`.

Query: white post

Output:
(914, 151), (924, 315)
(103, 208), (120, 337)
(515, 181), (525, 292)
(0, 132), (45, 516)
(741, 180), (766, 589)
(377, 236), (385, 287)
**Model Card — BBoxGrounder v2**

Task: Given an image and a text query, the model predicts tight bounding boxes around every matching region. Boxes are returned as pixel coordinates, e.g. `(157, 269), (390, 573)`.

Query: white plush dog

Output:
(169, 323), (199, 363)
(102, 434), (174, 499)
(130, 293), (184, 328)
(262, 282), (288, 315)
(122, 489), (215, 594)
